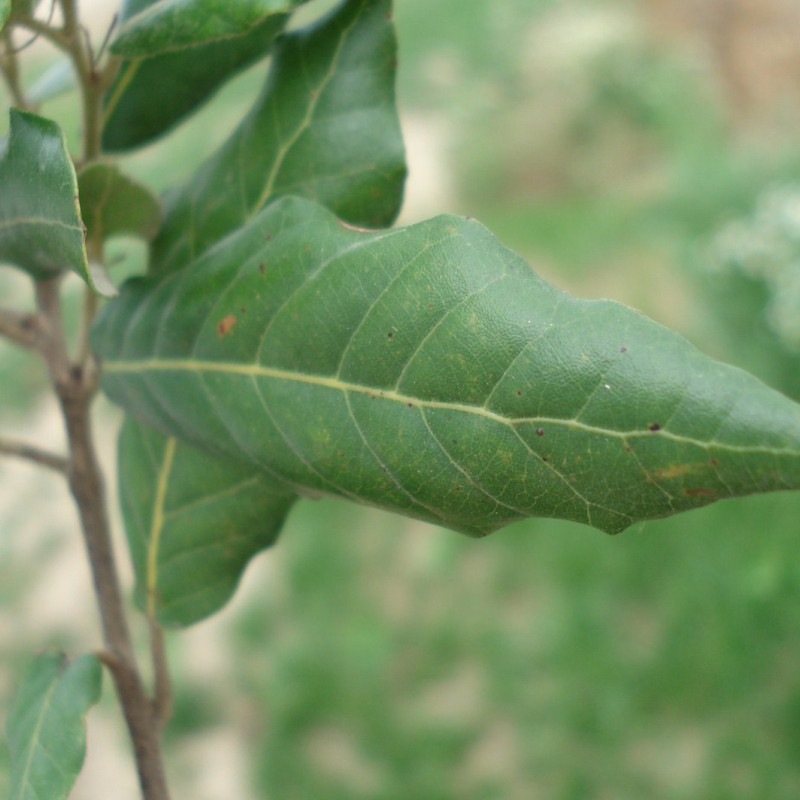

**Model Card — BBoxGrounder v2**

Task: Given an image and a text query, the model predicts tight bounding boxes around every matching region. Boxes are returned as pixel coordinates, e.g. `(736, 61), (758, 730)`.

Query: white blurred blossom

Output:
(709, 184), (800, 351)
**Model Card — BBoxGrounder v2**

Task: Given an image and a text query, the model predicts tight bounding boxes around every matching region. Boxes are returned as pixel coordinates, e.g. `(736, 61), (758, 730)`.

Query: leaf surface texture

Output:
(93, 197), (800, 535)
(6, 652), (102, 800)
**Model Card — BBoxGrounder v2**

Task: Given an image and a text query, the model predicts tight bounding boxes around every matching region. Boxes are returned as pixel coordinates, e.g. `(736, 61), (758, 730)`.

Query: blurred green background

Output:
(3, 0), (800, 797)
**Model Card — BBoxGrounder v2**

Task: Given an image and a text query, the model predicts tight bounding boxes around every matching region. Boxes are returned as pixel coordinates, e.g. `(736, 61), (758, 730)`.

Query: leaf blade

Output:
(6, 652), (102, 800)
(119, 416), (296, 626)
(150, 0), (405, 275)
(110, 0), (304, 57)
(102, 1), (288, 151)
(93, 197), (800, 535)
(0, 110), (101, 290)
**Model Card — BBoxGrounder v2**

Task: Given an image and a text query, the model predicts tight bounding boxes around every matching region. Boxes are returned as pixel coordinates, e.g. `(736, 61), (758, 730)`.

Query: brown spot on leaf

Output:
(536, 427), (545, 437)
(259, 262), (266, 274)
(708, 458), (719, 467)
(683, 488), (717, 497)
(654, 463), (698, 480)
(648, 423), (661, 432)
(216, 314), (237, 337)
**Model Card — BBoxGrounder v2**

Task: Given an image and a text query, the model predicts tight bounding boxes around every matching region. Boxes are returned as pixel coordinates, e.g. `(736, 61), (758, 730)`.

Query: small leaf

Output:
(7, 652), (102, 800)
(110, 0), (305, 58)
(1, 0), (10, 32)
(78, 163), (161, 243)
(150, 0), (405, 275)
(0, 110), (94, 287)
(92, 197), (800, 536)
(119, 416), (296, 626)
(102, 1), (288, 151)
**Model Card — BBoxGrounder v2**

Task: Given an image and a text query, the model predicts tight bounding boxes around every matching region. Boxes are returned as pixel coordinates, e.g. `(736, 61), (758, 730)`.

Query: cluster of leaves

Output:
(4, 0), (800, 797)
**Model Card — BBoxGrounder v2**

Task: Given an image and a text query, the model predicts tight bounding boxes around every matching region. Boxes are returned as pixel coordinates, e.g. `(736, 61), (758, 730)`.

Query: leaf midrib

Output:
(103, 358), (800, 456)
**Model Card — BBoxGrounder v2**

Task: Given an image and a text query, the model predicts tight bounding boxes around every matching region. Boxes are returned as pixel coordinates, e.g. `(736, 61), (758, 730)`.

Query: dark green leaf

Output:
(78, 163), (161, 243)
(7, 652), (102, 800)
(102, 1), (288, 151)
(92, 197), (800, 536)
(150, 0), (405, 275)
(119, 416), (295, 626)
(110, 0), (305, 57)
(0, 110), (99, 290)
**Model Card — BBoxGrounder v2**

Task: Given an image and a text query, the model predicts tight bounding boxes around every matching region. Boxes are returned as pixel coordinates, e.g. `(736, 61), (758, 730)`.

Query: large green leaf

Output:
(119, 416), (295, 626)
(0, 110), (98, 289)
(92, 197), (800, 536)
(110, 0), (305, 58)
(150, 0), (405, 275)
(102, 0), (288, 151)
(6, 652), (102, 800)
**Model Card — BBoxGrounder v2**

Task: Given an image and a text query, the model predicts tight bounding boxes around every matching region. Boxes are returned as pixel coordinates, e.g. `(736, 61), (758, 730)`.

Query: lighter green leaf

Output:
(7, 652), (102, 800)
(27, 59), (76, 105)
(110, 0), (305, 57)
(0, 110), (97, 289)
(1, 1), (10, 32)
(102, 1), (288, 151)
(78, 163), (161, 243)
(119, 416), (296, 626)
(150, 0), (405, 275)
(92, 197), (800, 536)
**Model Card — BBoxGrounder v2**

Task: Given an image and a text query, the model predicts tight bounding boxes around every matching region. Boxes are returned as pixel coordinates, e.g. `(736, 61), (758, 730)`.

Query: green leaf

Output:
(0, 110), (97, 289)
(150, 0), (405, 275)
(92, 197), (800, 536)
(102, 1), (289, 151)
(119, 416), (295, 626)
(78, 163), (161, 243)
(110, 0), (305, 58)
(6, 652), (102, 800)
(1, 0), (10, 32)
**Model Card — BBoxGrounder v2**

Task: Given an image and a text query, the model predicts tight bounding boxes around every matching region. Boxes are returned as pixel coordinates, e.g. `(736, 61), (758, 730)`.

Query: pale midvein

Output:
(102, 358), (800, 457)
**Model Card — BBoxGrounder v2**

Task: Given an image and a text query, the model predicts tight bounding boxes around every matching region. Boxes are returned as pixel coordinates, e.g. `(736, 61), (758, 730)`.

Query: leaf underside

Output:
(78, 162), (161, 243)
(92, 196), (800, 537)
(119, 416), (295, 626)
(6, 652), (102, 800)
(150, 0), (406, 276)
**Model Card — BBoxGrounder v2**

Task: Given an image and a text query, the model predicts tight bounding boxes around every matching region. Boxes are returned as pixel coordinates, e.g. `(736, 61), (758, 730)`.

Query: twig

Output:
(14, 5), (70, 54)
(0, 29), (29, 107)
(0, 437), (69, 473)
(35, 279), (172, 800)
(76, 286), (99, 367)
(0, 306), (45, 351)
